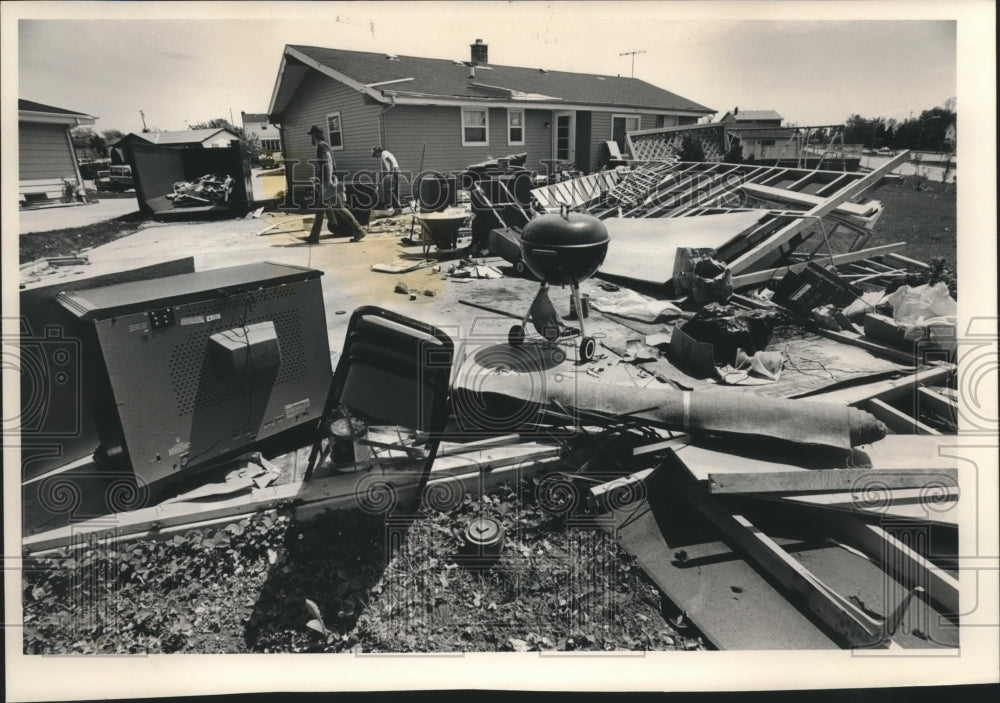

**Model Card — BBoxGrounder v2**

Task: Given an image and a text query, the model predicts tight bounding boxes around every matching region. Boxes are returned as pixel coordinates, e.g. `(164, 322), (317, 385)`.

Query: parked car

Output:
(109, 165), (134, 191)
(258, 151), (284, 169)
(78, 159), (111, 179)
(94, 170), (113, 191)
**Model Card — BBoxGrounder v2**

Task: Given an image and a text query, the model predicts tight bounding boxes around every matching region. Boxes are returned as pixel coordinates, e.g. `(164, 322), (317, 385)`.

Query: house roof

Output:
(270, 45), (714, 118)
(242, 113), (269, 123)
(19, 98), (96, 125)
(127, 128), (239, 145)
(719, 109), (783, 123)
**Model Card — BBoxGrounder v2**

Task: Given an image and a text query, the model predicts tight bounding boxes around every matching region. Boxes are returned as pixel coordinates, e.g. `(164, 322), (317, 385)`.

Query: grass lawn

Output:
(865, 176), (956, 270)
(19, 190), (148, 264)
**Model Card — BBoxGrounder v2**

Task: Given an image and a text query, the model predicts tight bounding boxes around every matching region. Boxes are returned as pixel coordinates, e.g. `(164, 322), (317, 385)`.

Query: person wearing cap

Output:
(305, 125), (365, 243)
(372, 146), (402, 215)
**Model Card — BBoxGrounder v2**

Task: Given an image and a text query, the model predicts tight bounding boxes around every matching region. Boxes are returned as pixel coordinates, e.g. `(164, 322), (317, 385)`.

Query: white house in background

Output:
(126, 128), (240, 149)
(18, 99), (96, 207)
(110, 128), (242, 164)
(943, 122), (956, 152)
(241, 112), (283, 153)
(717, 108), (799, 160)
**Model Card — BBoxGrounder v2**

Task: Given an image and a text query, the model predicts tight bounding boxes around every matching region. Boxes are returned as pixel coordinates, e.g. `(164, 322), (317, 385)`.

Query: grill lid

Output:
(521, 212), (610, 248)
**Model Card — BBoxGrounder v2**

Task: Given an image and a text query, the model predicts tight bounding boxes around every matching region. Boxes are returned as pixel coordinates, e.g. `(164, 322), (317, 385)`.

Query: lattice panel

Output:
(628, 124), (729, 163)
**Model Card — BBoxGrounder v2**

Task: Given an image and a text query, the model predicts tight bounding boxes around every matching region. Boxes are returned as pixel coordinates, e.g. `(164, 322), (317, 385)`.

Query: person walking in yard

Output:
(306, 125), (365, 243)
(372, 146), (402, 215)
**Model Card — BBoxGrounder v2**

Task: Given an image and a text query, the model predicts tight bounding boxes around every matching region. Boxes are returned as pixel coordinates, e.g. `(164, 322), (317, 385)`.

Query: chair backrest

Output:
(331, 306), (453, 435)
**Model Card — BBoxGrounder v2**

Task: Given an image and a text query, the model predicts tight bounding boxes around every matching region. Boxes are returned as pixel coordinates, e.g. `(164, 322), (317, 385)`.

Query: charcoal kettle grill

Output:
(507, 207), (610, 362)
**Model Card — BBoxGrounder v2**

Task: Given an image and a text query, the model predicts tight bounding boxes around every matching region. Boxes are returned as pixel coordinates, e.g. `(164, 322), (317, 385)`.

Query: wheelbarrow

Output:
(414, 208), (469, 254)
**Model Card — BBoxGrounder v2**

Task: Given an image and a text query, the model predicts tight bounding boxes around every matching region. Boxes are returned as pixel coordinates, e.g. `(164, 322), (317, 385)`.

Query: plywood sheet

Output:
(599, 211), (769, 285)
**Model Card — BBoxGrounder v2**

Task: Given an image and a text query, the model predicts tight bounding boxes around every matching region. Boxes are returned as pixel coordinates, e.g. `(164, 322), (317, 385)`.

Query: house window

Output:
(612, 114), (641, 153)
(508, 109), (524, 146)
(326, 112), (344, 150)
(261, 139), (281, 152)
(462, 108), (489, 146)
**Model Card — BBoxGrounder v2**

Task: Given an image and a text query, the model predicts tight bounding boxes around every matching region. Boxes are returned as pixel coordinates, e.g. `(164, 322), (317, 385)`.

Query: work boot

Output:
(351, 232), (366, 242)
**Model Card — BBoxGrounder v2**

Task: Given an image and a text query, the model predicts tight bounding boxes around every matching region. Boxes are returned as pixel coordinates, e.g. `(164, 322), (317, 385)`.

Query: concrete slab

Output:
(19, 199), (140, 235)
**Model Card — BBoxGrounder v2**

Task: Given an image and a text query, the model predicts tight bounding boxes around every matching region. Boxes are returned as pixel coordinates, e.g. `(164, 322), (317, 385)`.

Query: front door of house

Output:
(554, 111), (575, 164)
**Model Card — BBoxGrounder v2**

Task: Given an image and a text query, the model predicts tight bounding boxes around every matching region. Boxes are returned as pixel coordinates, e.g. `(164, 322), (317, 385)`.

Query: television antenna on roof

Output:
(619, 49), (647, 78)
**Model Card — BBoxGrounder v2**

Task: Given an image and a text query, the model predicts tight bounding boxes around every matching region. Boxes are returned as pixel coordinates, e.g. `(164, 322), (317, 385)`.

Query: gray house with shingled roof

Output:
(18, 99), (97, 206)
(267, 41), (714, 199)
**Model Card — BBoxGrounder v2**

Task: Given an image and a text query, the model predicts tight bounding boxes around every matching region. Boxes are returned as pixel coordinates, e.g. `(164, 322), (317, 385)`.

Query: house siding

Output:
(589, 111), (612, 173)
(384, 106), (555, 197)
(279, 66), (709, 202)
(281, 69), (384, 197)
(19, 122), (76, 181)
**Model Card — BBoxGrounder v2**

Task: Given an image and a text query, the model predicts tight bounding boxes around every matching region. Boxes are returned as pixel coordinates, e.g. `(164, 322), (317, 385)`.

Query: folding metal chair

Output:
(306, 306), (454, 508)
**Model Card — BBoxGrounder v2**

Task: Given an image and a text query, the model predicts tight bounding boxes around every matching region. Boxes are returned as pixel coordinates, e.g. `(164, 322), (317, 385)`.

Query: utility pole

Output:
(619, 49), (647, 78)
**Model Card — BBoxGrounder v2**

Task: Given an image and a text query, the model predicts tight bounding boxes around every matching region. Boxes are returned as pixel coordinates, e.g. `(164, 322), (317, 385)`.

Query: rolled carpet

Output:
(455, 373), (886, 451)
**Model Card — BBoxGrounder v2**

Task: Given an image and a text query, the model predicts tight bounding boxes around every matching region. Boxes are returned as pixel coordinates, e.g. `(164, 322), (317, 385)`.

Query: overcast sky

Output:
(14, 2), (960, 134)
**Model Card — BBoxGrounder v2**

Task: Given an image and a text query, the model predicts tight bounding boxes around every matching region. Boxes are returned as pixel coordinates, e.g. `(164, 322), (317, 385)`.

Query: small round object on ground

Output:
(508, 324), (525, 346)
(514, 259), (527, 276)
(463, 516), (505, 557)
(580, 336), (596, 362)
(551, 347), (567, 365)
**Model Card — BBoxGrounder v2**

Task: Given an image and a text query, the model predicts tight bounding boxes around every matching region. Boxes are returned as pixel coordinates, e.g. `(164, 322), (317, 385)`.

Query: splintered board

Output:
(653, 459), (958, 649)
(668, 435), (958, 495)
(666, 435), (959, 527)
(594, 485), (838, 649)
(23, 443), (562, 552)
(598, 466), (957, 649)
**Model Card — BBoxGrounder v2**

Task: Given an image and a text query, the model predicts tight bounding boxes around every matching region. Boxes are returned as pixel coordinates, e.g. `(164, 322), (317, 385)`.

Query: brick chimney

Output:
(470, 38), (488, 66)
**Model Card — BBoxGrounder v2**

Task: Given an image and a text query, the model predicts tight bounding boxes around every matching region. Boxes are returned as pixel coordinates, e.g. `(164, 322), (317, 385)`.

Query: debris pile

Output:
(21, 142), (963, 655)
(167, 173), (234, 207)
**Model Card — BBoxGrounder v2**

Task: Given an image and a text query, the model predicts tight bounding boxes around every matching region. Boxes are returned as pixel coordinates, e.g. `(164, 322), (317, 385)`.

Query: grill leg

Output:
(522, 283), (547, 328)
(571, 284), (586, 338)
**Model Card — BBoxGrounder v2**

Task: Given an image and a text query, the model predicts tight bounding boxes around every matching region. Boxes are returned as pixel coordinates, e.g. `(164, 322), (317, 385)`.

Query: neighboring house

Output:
(241, 111), (283, 153)
(109, 128), (242, 165)
(18, 99), (96, 206)
(121, 128), (241, 149)
(267, 41), (713, 198)
(718, 108), (798, 160)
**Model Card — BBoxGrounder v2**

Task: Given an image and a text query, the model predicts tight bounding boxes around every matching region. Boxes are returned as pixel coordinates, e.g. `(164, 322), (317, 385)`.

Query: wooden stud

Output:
(862, 398), (942, 435)
(731, 242), (908, 289)
(801, 365), (953, 405)
(705, 468), (957, 495)
(917, 387), (960, 422)
(828, 517), (959, 615)
(24, 444), (562, 553)
(662, 455), (886, 647)
(727, 151), (910, 275)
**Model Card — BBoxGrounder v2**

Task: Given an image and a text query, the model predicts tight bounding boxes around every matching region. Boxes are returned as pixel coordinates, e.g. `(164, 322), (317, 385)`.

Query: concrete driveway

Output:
(19, 198), (141, 235)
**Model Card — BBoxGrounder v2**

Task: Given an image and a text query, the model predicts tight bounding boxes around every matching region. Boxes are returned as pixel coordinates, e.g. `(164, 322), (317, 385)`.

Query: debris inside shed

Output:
(167, 173), (235, 207)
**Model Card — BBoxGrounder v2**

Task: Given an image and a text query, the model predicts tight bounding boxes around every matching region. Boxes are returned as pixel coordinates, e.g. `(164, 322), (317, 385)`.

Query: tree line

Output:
(841, 99), (956, 153)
